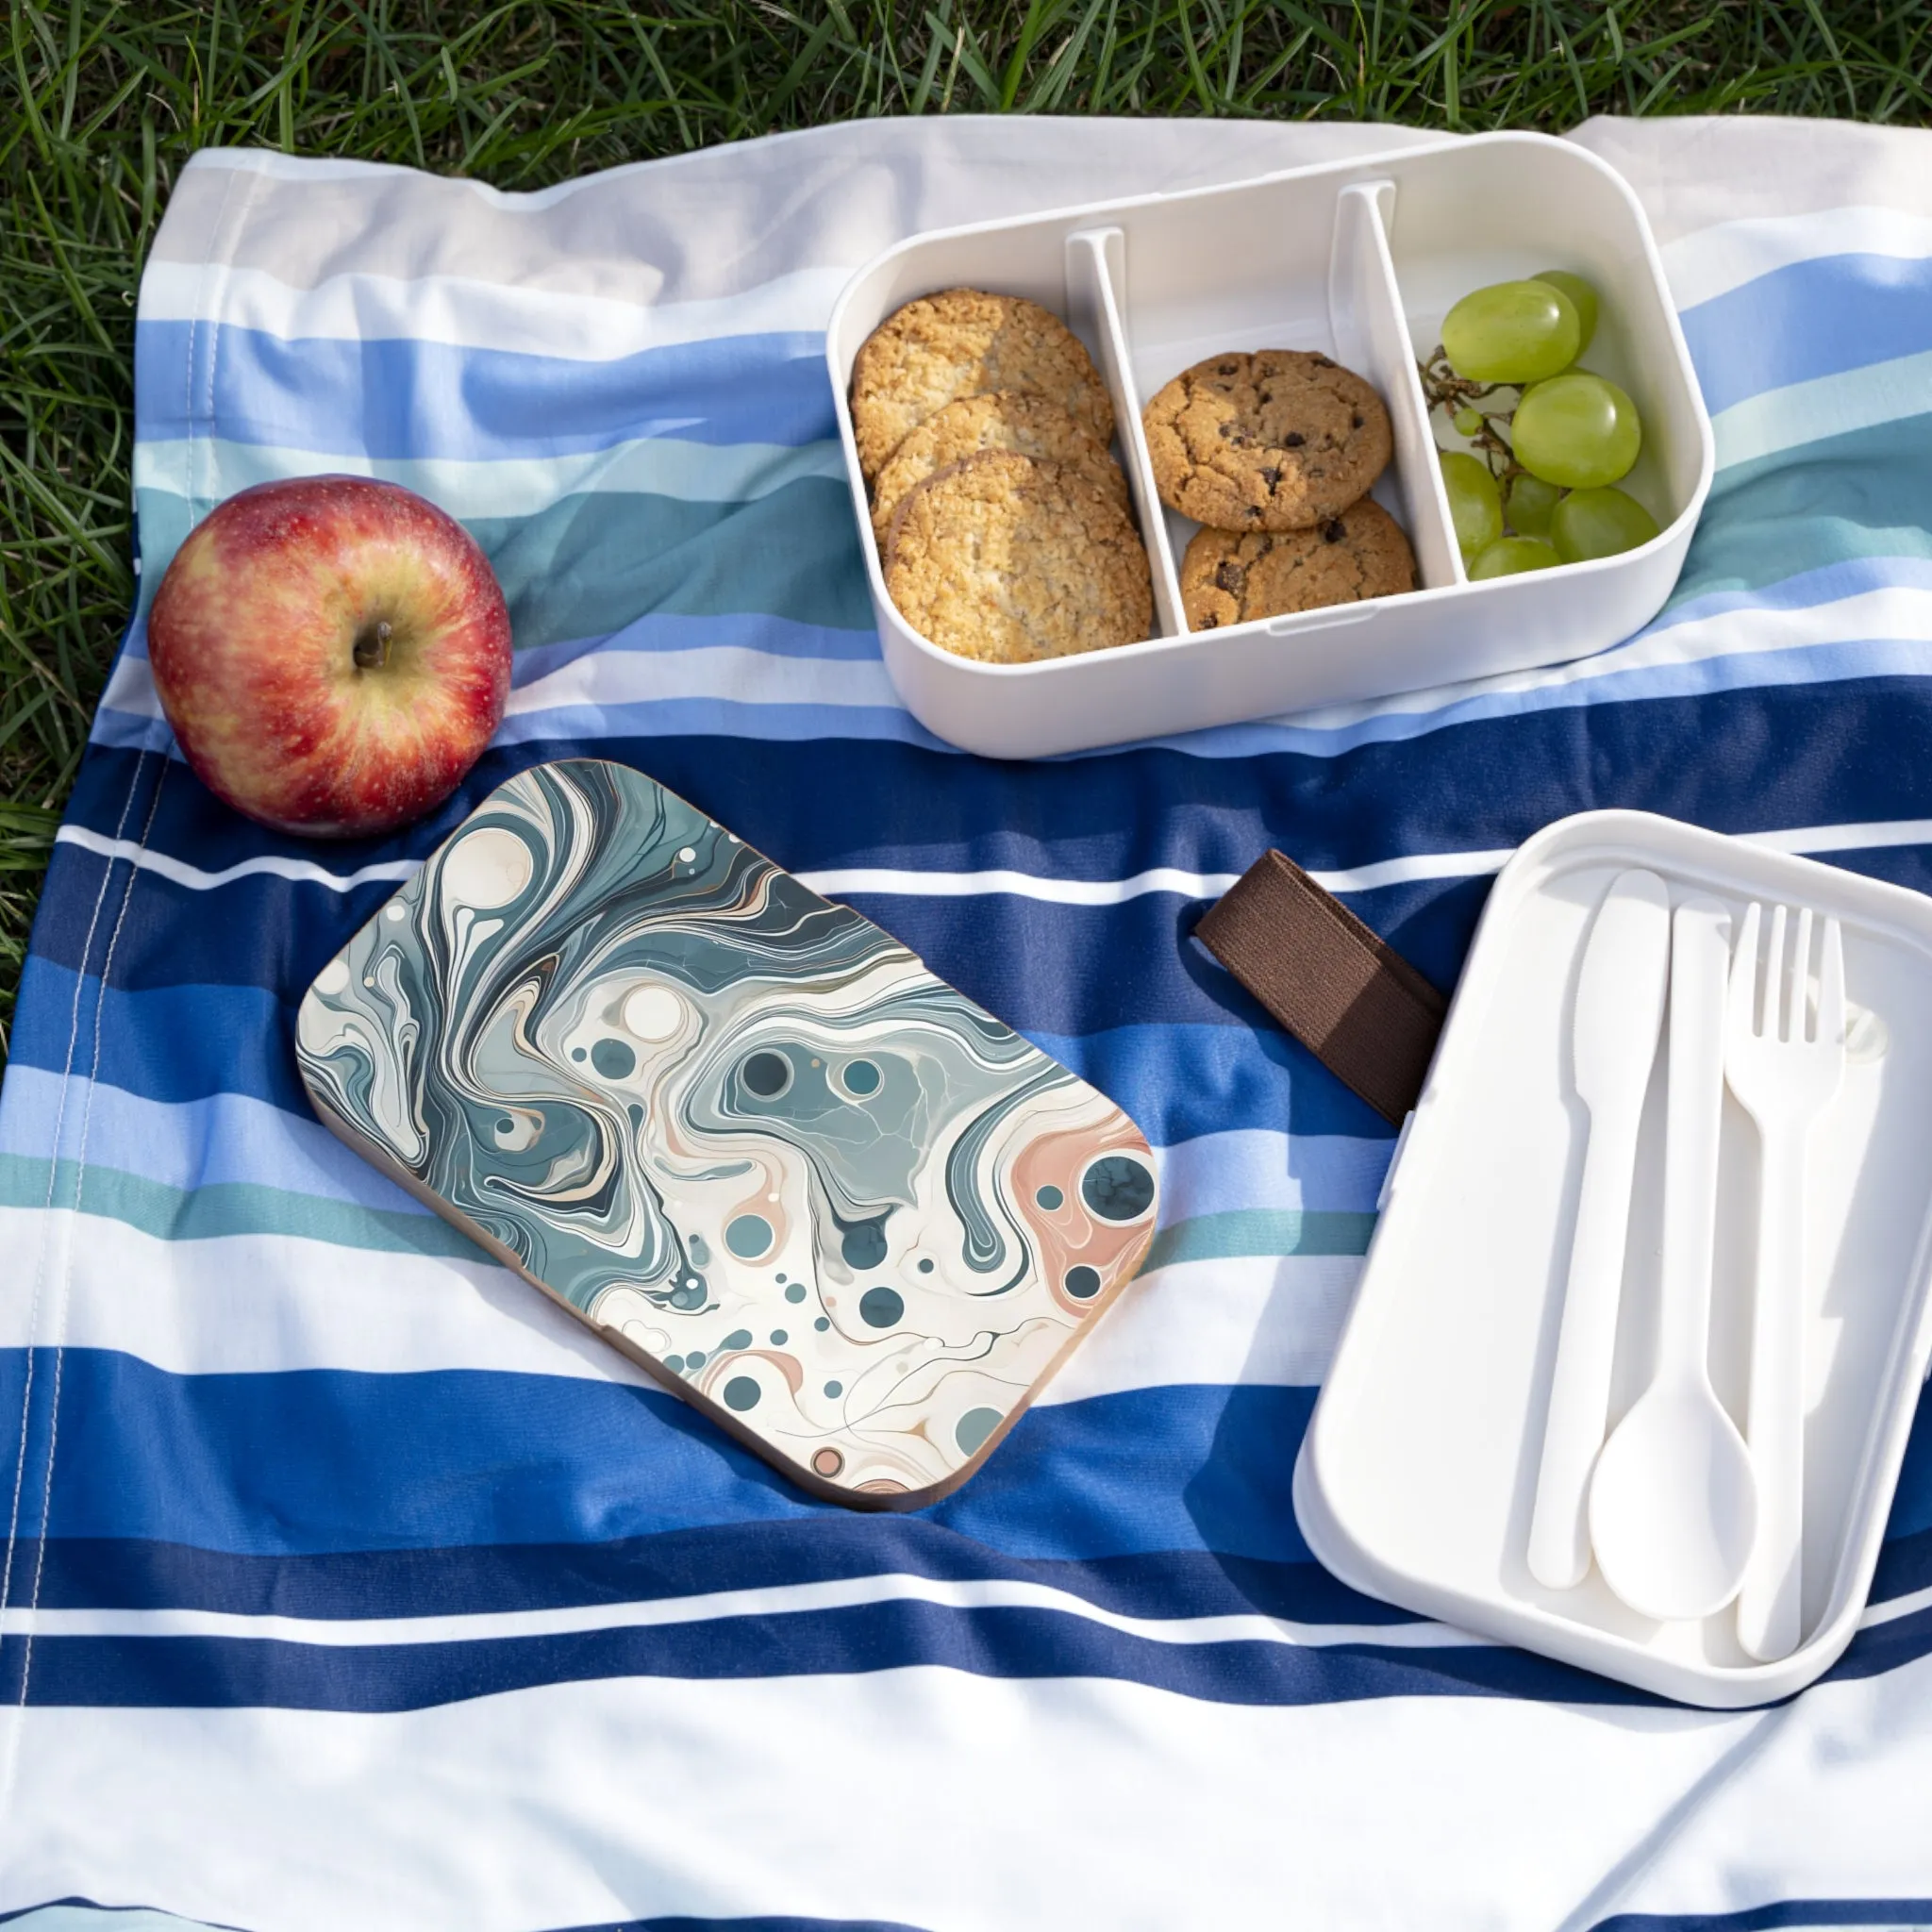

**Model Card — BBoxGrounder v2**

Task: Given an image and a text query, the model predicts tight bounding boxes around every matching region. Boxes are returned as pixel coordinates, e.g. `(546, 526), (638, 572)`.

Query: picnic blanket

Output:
(4, 112), (1931, 1931)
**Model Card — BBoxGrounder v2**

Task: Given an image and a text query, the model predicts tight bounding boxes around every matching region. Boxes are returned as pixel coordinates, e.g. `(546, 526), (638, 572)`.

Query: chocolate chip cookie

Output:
(1143, 350), (1391, 531)
(870, 390), (1127, 546)
(851, 291), (1116, 481)
(884, 451), (1152, 665)
(1179, 498), (1415, 629)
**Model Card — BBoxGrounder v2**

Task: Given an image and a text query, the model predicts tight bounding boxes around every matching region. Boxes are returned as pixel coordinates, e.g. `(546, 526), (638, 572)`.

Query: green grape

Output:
(1441, 452), (1503, 559)
(1453, 408), (1484, 437)
(1469, 536), (1561, 579)
(1533, 271), (1599, 354)
(1506, 473), (1563, 540)
(1441, 279), (1581, 385)
(1511, 373), (1642, 490)
(1551, 486), (1661, 561)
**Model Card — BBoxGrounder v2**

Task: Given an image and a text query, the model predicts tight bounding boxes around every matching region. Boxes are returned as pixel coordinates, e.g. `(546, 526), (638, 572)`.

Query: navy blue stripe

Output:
(8, 1581), (1925, 1718)
(559, 1916), (927, 1932)
(1681, 249), (1932, 417)
(1592, 1902), (1932, 1932)
(1873, 1524), (1932, 1604)
(568, 1921), (929, 1932)
(22, 1531), (1405, 1626)
(1, 1600), (1655, 1712)
(133, 322), (835, 458)
(0, 1351), (1318, 1568)
(61, 674), (1932, 928)
(565, 1921), (927, 1932)
(1812, 1598), (1932, 1690)
(0, 1907), (922, 1932)
(25, 829), (1474, 1066)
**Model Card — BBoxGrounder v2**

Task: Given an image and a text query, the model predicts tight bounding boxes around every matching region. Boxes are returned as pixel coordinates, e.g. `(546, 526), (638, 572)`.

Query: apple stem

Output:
(354, 619), (393, 671)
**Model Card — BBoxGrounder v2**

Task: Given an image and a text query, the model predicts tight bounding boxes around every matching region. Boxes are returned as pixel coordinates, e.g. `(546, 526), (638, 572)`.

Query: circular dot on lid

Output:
(859, 1286), (904, 1329)
(785, 1283), (807, 1304)
(741, 1051), (791, 1098)
(383, 902), (406, 922)
(721, 1328), (753, 1353)
(1035, 1185), (1064, 1211)
(591, 1038), (636, 1079)
(685, 1349), (706, 1370)
(623, 984), (683, 1041)
(814, 1315), (831, 1332)
(496, 1117), (514, 1134)
(918, 1258), (934, 1274)
(571, 1046), (587, 1062)
(1065, 1265), (1103, 1300)
(678, 846), (697, 864)
(1081, 1154), (1156, 1223)
(842, 1058), (881, 1096)
(770, 1329), (788, 1346)
(363, 975), (376, 989)
(812, 1446), (843, 1476)
(663, 1355), (684, 1374)
(723, 1374), (760, 1412)
(824, 1380), (842, 1398)
(841, 1223), (887, 1270)
(725, 1213), (774, 1259)
(955, 1406), (1003, 1456)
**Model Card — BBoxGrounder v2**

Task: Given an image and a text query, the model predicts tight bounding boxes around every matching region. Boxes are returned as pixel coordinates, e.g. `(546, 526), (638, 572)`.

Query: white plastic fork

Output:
(1724, 902), (1845, 1662)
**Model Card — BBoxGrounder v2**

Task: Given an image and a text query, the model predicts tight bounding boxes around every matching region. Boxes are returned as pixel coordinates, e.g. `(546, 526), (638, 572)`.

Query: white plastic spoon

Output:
(1589, 894), (1758, 1622)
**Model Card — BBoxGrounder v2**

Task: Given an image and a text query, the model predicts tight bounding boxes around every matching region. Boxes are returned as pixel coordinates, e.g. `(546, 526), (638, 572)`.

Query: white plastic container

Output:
(1294, 812), (1932, 1708)
(826, 131), (1714, 759)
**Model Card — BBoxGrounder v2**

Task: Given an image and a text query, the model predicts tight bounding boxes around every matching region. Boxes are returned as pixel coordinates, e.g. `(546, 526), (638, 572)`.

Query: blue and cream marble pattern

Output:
(296, 759), (1158, 1504)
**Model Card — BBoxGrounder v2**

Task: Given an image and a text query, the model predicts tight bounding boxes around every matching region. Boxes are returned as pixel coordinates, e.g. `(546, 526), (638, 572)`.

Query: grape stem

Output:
(1418, 346), (1523, 483)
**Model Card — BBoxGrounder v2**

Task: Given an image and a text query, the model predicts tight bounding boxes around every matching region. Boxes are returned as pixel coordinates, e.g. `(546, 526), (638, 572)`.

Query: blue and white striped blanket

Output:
(4, 113), (1931, 1929)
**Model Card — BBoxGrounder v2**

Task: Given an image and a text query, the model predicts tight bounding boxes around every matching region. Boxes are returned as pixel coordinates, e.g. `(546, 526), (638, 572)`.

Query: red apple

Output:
(147, 475), (513, 839)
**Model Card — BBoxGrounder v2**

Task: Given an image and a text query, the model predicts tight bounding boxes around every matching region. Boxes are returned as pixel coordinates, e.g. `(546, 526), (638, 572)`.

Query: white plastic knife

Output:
(1527, 868), (1673, 1590)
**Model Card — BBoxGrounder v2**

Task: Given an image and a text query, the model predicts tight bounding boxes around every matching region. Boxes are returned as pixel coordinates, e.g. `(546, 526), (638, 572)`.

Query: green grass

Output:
(4, 2), (1931, 1063)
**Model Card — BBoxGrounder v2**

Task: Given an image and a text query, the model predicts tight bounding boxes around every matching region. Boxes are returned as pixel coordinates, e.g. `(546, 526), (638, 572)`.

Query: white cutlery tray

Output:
(825, 132), (1714, 760)
(1294, 811), (1932, 1707)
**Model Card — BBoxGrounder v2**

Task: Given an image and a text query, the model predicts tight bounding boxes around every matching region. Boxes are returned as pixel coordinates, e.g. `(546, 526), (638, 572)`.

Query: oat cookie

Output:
(1179, 498), (1415, 629)
(1143, 350), (1391, 530)
(851, 291), (1116, 480)
(885, 451), (1152, 665)
(870, 391), (1127, 545)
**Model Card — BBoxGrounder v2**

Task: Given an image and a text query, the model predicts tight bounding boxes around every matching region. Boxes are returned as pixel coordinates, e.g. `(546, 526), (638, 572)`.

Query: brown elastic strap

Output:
(1194, 849), (1447, 1126)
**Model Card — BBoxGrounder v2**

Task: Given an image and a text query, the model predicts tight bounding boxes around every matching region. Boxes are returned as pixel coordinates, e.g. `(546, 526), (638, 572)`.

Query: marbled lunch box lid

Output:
(295, 758), (1158, 1507)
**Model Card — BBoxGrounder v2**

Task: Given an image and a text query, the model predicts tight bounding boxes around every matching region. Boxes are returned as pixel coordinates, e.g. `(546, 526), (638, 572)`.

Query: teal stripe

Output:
(1141, 1208), (1376, 1272)
(1670, 410), (1932, 609)
(0, 1153), (484, 1259)
(1, 1155), (1370, 1271)
(471, 479), (873, 643)
(134, 476), (875, 647)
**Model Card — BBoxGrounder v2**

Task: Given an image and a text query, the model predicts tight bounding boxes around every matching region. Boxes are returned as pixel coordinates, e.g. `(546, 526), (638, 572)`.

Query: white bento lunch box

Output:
(1295, 812), (1932, 1707)
(826, 131), (1715, 760)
